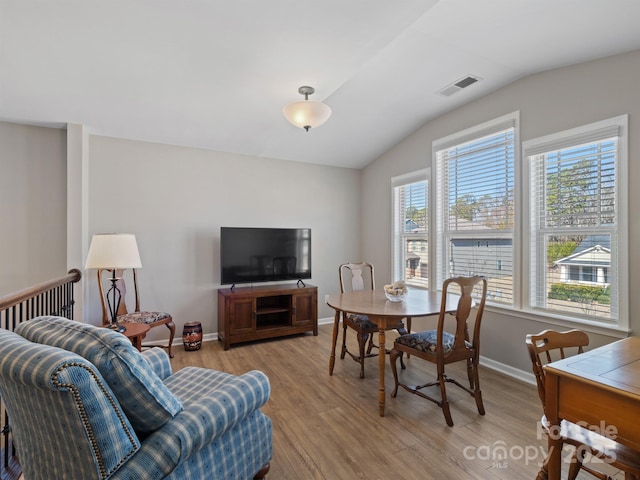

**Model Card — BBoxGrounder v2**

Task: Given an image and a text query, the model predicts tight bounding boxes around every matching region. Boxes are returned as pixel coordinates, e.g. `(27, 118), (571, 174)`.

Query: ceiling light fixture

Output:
(282, 86), (332, 132)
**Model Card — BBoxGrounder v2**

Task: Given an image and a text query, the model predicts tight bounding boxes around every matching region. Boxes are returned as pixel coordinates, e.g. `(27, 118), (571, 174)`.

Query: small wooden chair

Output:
(390, 275), (487, 426)
(97, 268), (176, 357)
(526, 329), (640, 480)
(338, 262), (408, 379)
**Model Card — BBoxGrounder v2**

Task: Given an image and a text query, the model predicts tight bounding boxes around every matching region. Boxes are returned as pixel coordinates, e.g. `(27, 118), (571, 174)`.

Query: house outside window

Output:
(524, 115), (628, 326)
(433, 112), (518, 305)
(392, 170), (428, 289)
(556, 235), (610, 286)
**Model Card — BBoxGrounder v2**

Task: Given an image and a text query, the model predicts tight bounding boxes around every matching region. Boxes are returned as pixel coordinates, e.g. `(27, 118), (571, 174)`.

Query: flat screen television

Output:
(220, 227), (312, 286)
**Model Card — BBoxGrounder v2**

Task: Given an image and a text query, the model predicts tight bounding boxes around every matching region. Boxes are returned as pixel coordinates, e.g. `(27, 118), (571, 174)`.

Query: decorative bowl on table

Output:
(384, 281), (408, 302)
(385, 291), (406, 302)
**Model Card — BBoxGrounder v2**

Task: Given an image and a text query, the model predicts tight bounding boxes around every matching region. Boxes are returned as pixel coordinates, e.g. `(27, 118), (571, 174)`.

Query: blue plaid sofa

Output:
(0, 316), (272, 480)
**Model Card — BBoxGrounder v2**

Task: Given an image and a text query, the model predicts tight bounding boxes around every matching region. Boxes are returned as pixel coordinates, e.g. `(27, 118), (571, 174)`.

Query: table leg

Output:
(546, 432), (561, 479)
(329, 310), (341, 375)
(378, 328), (386, 417)
(131, 334), (143, 351)
(546, 373), (561, 480)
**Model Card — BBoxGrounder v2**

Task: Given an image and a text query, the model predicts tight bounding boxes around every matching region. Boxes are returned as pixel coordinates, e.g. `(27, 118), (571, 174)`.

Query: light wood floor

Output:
(171, 323), (625, 480)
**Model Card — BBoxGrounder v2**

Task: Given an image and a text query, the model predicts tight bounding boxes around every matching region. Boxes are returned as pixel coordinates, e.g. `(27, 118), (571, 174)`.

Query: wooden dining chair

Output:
(338, 262), (407, 379)
(526, 329), (640, 480)
(97, 268), (176, 357)
(389, 275), (487, 426)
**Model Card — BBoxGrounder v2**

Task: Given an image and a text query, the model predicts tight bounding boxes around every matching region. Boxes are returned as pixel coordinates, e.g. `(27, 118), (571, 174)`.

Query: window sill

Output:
(484, 303), (630, 338)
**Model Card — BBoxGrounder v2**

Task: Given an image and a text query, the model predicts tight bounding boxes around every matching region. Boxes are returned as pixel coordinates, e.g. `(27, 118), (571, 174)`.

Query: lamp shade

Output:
(85, 233), (142, 269)
(283, 100), (332, 131)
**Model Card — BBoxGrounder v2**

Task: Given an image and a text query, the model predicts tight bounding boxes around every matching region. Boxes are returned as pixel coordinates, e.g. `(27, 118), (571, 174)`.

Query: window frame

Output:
(391, 169), (429, 289)
(402, 112), (629, 333)
(522, 115), (629, 330)
(432, 111), (521, 307)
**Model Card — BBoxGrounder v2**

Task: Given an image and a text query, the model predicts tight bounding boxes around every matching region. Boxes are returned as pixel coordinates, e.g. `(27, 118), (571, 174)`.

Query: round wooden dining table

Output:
(326, 289), (460, 417)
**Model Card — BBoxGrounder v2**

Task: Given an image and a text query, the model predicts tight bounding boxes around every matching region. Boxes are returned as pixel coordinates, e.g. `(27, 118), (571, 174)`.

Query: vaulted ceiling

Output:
(2, 0), (640, 168)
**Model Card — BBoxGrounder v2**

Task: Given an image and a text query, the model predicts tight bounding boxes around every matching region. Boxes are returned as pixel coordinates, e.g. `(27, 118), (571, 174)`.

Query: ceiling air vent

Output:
(437, 74), (482, 97)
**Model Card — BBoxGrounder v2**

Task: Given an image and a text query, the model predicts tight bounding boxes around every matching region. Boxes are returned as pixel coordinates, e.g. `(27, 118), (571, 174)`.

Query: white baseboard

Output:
(318, 316), (334, 326)
(154, 316), (333, 349)
(154, 321), (535, 388)
(480, 355), (535, 385)
(202, 332), (218, 342)
(145, 332), (218, 349)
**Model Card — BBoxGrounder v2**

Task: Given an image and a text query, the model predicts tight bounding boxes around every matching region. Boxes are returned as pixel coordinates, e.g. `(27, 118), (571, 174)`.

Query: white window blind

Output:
(526, 115), (627, 324)
(392, 170), (428, 289)
(434, 113), (517, 305)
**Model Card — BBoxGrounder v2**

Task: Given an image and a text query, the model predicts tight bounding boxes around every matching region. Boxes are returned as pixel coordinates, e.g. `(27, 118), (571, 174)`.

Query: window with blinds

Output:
(434, 113), (517, 306)
(525, 115), (628, 325)
(392, 170), (428, 289)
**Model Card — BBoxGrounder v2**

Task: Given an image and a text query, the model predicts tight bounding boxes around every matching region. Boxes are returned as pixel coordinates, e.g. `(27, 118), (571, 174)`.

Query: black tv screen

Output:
(220, 227), (312, 285)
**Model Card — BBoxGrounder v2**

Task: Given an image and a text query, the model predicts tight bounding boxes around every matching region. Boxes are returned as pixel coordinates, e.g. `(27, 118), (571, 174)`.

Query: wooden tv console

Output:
(217, 283), (318, 350)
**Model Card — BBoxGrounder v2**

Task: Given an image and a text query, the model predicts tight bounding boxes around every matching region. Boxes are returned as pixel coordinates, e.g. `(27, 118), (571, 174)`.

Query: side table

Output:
(121, 322), (151, 351)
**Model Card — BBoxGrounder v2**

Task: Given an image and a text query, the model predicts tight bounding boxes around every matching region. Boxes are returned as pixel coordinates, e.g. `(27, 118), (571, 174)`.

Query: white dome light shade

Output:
(283, 101), (332, 131)
(282, 86), (332, 131)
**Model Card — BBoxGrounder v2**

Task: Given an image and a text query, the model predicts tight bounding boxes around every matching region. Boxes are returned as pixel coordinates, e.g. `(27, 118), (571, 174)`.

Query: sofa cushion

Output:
(119, 311), (171, 325)
(394, 329), (470, 354)
(16, 316), (183, 435)
(345, 312), (377, 329)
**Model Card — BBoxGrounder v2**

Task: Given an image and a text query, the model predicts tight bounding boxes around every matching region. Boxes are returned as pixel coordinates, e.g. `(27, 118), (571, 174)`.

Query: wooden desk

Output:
(121, 322), (151, 351)
(544, 336), (640, 480)
(326, 289), (459, 416)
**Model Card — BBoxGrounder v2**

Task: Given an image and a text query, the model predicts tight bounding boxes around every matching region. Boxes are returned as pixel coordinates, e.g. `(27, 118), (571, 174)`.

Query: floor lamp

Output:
(85, 233), (142, 333)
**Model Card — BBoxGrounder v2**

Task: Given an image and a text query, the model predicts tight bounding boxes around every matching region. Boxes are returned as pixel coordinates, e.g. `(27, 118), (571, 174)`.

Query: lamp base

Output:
(107, 323), (126, 333)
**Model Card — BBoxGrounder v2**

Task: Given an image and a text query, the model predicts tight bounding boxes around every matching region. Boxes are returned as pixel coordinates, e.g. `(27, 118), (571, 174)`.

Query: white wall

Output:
(5, 50), (639, 374)
(0, 121), (67, 295)
(85, 135), (361, 343)
(361, 49), (640, 372)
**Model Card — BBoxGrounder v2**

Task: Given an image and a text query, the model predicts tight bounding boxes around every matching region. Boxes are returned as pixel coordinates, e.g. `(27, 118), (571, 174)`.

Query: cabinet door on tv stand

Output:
(293, 290), (318, 335)
(229, 297), (255, 335)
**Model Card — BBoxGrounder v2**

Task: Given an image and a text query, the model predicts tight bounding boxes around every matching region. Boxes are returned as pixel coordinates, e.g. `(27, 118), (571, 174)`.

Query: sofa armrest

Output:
(141, 347), (173, 379)
(157, 369), (269, 453)
(118, 370), (270, 477)
(173, 369), (270, 452)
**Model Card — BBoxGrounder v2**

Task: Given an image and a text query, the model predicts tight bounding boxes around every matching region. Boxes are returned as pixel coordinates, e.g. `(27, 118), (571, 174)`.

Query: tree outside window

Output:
(526, 115), (627, 325)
